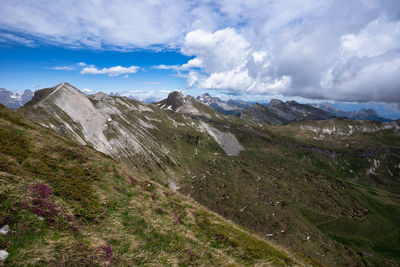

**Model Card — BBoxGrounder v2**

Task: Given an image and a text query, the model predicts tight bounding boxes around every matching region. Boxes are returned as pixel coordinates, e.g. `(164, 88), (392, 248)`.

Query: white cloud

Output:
(181, 28), (290, 94)
(82, 88), (94, 93)
(77, 62), (87, 66)
(341, 17), (400, 58)
(0, 32), (35, 47)
(50, 66), (74, 71)
(152, 64), (180, 70)
(81, 65), (139, 76)
(182, 28), (250, 73)
(0, 0), (193, 49)
(180, 58), (203, 70)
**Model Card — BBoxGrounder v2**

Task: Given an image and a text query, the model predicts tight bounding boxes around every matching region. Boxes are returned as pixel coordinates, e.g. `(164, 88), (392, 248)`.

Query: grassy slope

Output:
(0, 104), (313, 266)
(148, 115), (400, 266)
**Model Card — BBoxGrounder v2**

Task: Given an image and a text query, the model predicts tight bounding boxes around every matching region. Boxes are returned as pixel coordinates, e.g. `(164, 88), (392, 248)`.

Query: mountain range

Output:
(196, 93), (393, 123)
(313, 102), (392, 122)
(9, 82), (399, 266)
(0, 87), (393, 123)
(0, 88), (34, 109)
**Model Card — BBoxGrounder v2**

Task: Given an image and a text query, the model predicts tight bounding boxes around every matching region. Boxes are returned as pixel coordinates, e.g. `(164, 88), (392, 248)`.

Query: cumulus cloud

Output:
(181, 28), (290, 94)
(81, 65), (139, 77)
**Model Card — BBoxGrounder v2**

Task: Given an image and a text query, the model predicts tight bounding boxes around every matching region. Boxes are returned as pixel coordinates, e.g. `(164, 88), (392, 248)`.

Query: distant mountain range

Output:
(0, 88), (34, 109)
(239, 99), (335, 125)
(0, 87), (392, 123)
(196, 93), (393, 123)
(196, 93), (252, 115)
(313, 102), (392, 122)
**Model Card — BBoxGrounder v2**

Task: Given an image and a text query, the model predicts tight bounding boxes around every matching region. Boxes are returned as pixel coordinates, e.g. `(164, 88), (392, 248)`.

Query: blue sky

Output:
(0, 44), (193, 99)
(0, 0), (399, 119)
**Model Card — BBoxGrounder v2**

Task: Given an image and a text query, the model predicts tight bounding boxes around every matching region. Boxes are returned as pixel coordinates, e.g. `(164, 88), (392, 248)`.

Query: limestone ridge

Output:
(21, 83), (175, 173)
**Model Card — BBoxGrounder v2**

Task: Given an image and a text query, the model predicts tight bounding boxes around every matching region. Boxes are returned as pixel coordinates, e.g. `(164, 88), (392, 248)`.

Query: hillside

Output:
(20, 83), (400, 266)
(0, 104), (315, 266)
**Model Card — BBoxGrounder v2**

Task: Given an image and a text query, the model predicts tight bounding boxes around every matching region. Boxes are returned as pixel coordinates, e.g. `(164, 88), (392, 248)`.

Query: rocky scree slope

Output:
(0, 104), (314, 266)
(20, 83), (400, 266)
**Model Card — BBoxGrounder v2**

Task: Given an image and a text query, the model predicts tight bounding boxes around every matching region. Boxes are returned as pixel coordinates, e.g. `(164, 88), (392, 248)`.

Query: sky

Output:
(0, 0), (400, 119)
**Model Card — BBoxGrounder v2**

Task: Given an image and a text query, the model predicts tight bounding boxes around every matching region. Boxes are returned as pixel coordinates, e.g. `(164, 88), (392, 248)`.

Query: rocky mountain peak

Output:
(156, 91), (186, 112)
(167, 91), (184, 102)
(201, 92), (212, 98)
(269, 99), (284, 107)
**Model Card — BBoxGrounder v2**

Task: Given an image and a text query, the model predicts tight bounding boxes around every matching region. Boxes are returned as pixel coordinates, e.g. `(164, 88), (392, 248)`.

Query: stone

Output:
(0, 225), (9, 235)
(0, 250), (8, 261)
